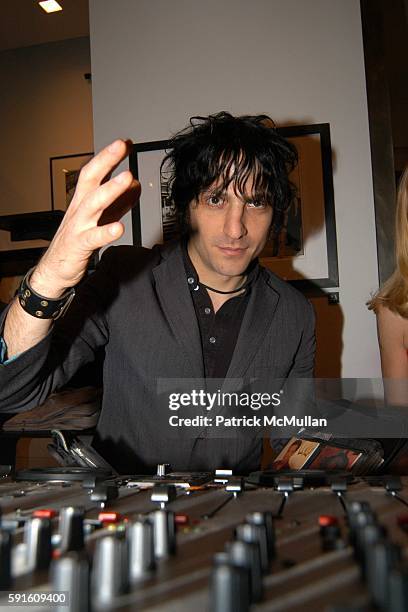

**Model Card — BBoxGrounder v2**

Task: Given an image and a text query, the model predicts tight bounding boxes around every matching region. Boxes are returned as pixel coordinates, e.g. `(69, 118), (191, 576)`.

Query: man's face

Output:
(187, 178), (273, 285)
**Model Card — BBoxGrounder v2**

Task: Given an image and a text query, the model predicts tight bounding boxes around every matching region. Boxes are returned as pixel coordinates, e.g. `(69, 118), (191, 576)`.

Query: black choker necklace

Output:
(199, 280), (247, 295)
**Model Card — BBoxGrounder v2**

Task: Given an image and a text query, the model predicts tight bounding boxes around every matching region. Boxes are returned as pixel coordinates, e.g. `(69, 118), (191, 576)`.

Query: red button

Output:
(175, 514), (189, 525)
(319, 515), (338, 527)
(397, 514), (408, 527)
(98, 512), (122, 524)
(33, 509), (58, 519)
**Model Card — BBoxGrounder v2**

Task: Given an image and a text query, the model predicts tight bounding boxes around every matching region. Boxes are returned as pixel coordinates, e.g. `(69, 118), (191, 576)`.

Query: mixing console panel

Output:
(0, 468), (408, 611)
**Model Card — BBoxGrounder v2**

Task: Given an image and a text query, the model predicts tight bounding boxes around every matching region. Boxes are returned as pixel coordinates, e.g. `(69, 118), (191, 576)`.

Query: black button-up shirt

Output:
(182, 244), (260, 378)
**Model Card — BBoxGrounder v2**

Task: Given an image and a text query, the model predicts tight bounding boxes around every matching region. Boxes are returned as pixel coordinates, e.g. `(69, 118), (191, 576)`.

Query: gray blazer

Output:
(0, 242), (315, 473)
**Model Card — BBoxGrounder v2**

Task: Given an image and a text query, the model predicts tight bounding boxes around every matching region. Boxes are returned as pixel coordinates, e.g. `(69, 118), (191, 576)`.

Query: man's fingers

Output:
(80, 222), (125, 251)
(74, 139), (130, 197)
(79, 171), (140, 220)
(98, 178), (141, 226)
(32, 140), (136, 289)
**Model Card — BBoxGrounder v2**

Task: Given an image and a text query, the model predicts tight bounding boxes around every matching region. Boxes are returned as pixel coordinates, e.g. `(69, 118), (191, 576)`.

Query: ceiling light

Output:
(39, 0), (63, 13)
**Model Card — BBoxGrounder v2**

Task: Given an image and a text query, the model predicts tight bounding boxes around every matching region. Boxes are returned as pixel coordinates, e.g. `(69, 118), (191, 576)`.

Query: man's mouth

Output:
(217, 246), (247, 256)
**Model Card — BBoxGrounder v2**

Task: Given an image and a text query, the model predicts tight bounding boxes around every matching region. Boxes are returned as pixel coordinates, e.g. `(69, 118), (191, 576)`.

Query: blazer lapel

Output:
(225, 270), (280, 380)
(152, 244), (204, 378)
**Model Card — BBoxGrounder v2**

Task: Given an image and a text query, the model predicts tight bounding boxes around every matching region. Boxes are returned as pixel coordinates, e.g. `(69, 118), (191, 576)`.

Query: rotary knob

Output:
(24, 517), (52, 572)
(387, 567), (408, 612)
(209, 552), (250, 612)
(149, 509), (176, 559)
(348, 510), (377, 547)
(246, 511), (275, 560)
(59, 507), (85, 553)
(89, 483), (119, 505)
(235, 523), (269, 573)
(366, 541), (401, 608)
(150, 484), (177, 508)
(226, 539), (263, 602)
(348, 501), (372, 514)
(50, 551), (89, 612)
(355, 524), (386, 576)
(320, 524), (342, 551)
(91, 534), (129, 607)
(127, 517), (156, 583)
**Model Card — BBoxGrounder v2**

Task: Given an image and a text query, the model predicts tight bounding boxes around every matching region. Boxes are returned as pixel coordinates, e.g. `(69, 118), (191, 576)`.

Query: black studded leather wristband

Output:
(18, 267), (76, 320)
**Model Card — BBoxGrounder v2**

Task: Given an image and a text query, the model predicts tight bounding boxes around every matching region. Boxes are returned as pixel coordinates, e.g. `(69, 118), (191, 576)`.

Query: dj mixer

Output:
(0, 466), (408, 611)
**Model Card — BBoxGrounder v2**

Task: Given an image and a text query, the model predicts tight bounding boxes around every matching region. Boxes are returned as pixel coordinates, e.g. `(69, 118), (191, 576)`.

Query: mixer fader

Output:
(1, 467), (408, 611)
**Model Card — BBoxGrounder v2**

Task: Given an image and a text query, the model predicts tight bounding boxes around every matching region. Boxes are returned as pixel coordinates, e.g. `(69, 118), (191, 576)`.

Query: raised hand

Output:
(33, 139), (140, 296)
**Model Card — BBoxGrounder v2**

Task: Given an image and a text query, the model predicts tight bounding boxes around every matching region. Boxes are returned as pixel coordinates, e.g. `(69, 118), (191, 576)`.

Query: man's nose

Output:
(223, 204), (247, 240)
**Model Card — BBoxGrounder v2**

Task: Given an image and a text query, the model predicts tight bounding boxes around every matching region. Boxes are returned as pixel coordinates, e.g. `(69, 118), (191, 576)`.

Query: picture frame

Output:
(129, 124), (338, 293)
(262, 124), (338, 291)
(50, 152), (93, 211)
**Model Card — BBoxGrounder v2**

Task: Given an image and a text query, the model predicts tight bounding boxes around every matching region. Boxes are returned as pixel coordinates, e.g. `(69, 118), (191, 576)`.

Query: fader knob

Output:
(127, 517), (156, 582)
(149, 509), (176, 559)
(226, 539), (263, 602)
(210, 553), (250, 612)
(156, 464), (170, 477)
(50, 551), (89, 612)
(348, 501), (372, 514)
(91, 534), (129, 607)
(387, 567), (408, 612)
(0, 529), (11, 589)
(355, 510), (377, 527)
(89, 483), (119, 505)
(355, 524), (386, 574)
(24, 517), (52, 572)
(320, 524), (342, 551)
(349, 511), (376, 547)
(235, 523), (269, 573)
(246, 511), (275, 559)
(366, 541), (401, 608)
(150, 484), (177, 507)
(59, 507), (85, 553)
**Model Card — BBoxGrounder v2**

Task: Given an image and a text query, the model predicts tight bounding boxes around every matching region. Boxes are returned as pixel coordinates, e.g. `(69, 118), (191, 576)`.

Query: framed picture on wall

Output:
(50, 152), (93, 211)
(129, 123), (338, 293)
(260, 124), (338, 291)
(129, 140), (172, 248)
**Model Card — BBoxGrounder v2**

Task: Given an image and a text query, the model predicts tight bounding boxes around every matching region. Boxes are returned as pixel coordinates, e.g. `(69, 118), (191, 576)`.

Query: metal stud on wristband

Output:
(18, 267), (75, 320)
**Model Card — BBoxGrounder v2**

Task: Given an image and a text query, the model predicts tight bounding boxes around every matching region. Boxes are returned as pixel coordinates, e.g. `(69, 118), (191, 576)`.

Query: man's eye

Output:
(246, 200), (266, 209)
(207, 195), (223, 206)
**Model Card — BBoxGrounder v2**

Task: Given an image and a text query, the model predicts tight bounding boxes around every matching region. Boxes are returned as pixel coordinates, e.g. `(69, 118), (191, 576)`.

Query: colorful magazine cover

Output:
(271, 437), (320, 470)
(308, 445), (361, 470)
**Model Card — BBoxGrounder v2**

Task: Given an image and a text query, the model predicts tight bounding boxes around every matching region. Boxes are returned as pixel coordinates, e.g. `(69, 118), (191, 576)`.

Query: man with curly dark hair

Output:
(0, 112), (315, 473)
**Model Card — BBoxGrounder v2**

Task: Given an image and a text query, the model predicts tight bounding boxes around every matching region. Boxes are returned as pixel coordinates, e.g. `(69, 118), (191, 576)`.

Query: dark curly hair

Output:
(161, 111), (298, 236)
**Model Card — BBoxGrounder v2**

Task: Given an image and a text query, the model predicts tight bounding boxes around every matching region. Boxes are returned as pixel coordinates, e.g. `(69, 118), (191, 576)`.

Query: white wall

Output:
(89, 0), (381, 378)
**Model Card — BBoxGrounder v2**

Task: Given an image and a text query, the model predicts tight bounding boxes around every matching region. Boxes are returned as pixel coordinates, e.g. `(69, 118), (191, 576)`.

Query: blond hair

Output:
(368, 166), (408, 316)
